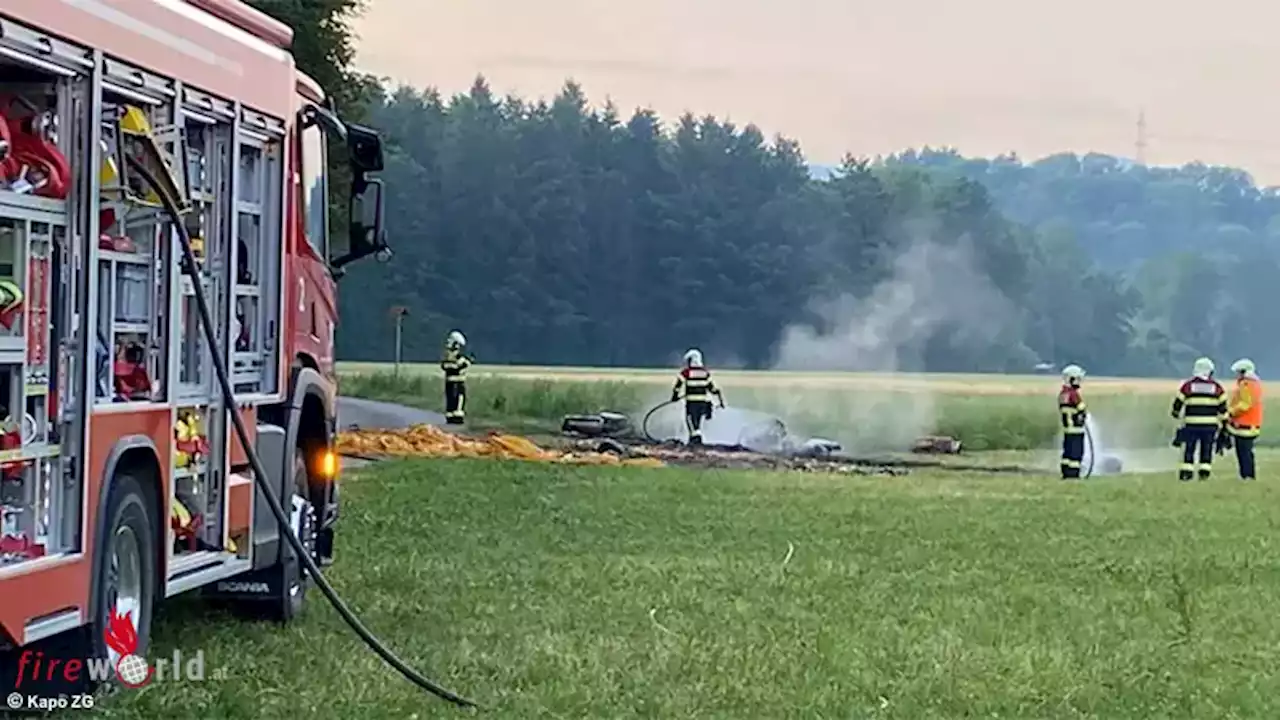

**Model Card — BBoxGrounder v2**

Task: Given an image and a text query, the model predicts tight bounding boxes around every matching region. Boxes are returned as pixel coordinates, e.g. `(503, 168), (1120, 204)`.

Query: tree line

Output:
(888, 149), (1280, 375)
(254, 0), (1280, 377)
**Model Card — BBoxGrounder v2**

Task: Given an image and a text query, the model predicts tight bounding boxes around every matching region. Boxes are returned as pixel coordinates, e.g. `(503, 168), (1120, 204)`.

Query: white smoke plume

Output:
(768, 238), (1018, 453)
(774, 239), (1012, 371)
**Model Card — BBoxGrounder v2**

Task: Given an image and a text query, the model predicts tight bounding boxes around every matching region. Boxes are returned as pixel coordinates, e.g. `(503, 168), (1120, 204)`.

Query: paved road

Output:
(336, 396), (443, 431)
(336, 397), (443, 470)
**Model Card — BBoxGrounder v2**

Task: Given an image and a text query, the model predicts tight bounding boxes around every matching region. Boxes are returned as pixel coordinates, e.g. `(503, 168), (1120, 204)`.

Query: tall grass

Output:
(339, 370), (1232, 452)
(340, 371), (644, 427)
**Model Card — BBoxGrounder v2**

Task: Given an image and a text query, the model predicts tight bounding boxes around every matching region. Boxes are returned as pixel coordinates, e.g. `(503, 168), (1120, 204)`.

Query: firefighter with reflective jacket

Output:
(671, 348), (724, 445)
(1058, 364), (1088, 479)
(1170, 357), (1229, 481)
(441, 330), (472, 425)
(1227, 358), (1263, 481)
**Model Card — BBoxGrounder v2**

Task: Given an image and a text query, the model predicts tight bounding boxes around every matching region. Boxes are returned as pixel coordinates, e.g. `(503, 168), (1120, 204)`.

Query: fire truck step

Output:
(165, 550), (250, 597)
(22, 608), (82, 645)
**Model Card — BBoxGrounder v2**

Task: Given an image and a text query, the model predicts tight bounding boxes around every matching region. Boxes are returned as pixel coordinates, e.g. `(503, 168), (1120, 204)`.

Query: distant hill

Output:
(882, 148), (1280, 269)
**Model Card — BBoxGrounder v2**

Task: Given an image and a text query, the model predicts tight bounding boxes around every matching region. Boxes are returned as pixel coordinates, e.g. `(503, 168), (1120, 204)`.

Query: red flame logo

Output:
(103, 608), (138, 656)
(103, 608), (153, 688)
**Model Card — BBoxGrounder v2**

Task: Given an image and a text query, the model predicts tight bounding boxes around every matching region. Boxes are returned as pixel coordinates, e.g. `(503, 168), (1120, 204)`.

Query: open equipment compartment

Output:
(229, 106), (284, 399)
(94, 71), (176, 407)
(91, 58), (243, 571)
(0, 24), (93, 570)
(0, 26), (292, 578)
(163, 85), (232, 567)
(162, 81), (286, 571)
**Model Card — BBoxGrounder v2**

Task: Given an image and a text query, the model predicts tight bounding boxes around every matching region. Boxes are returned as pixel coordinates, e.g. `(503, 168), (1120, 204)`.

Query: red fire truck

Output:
(0, 0), (387, 687)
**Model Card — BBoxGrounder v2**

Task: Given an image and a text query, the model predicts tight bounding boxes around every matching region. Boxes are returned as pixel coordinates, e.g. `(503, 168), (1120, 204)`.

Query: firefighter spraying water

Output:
(1057, 365), (1088, 479)
(670, 349), (725, 446)
(1057, 364), (1130, 479)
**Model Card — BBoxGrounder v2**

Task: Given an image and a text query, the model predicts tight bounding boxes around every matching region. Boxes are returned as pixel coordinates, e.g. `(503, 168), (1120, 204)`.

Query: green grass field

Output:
(82, 365), (1276, 717)
(336, 364), (1233, 451)
(101, 457), (1280, 719)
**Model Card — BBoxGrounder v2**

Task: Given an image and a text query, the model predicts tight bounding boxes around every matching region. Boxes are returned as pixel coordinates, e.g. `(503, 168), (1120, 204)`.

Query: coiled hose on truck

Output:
(129, 157), (478, 708)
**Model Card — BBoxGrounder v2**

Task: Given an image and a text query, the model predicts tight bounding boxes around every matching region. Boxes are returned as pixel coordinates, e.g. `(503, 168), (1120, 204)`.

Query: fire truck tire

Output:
(91, 472), (158, 678)
(272, 449), (316, 623)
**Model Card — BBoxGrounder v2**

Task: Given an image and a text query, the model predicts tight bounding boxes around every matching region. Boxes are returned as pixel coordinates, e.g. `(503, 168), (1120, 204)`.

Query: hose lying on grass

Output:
(131, 156), (477, 707)
(642, 399), (792, 451)
(337, 424), (665, 467)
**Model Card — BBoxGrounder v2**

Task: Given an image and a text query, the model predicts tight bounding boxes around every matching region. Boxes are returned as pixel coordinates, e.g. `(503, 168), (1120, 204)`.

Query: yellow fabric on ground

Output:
(336, 424), (664, 468)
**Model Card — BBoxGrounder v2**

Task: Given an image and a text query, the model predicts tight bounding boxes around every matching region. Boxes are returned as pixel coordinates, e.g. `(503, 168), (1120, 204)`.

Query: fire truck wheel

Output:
(275, 449), (316, 623)
(92, 472), (157, 676)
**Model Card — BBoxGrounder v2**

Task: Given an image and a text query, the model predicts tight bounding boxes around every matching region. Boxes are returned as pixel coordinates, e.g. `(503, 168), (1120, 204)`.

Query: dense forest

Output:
(252, 0), (1280, 377)
(884, 149), (1280, 377)
(334, 79), (1280, 376)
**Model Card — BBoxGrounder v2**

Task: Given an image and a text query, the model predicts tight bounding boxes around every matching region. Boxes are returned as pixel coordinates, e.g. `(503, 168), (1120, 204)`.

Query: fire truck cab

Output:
(0, 0), (387, 686)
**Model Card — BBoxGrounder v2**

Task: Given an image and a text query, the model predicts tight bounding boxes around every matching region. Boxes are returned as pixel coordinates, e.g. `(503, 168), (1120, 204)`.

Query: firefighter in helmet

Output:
(441, 330), (472, 425)
(671, 348), (724, 446)
(1227, 358), (1263, 481)
(1170, 356), (1228, 481)
(1057, 364), (1088, 479)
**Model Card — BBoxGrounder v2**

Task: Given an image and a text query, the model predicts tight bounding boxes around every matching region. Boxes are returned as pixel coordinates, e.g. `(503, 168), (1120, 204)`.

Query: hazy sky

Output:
(352, 0), (1280, 183)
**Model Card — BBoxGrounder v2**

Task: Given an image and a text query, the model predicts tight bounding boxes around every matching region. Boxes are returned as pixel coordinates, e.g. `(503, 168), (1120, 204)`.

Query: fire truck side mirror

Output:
(331, 177), (387, 270)
(322, 116), (389, 271)
(344, 122), (384, 174)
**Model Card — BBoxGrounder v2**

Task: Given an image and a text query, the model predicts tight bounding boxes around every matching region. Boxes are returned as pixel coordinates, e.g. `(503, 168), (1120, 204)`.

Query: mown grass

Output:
(337, 367), (1232, 451)
(97, 457), (1280, 718)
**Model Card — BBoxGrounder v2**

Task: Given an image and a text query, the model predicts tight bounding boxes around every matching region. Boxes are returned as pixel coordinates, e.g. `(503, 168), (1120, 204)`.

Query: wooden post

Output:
(389, 306), (409, 377)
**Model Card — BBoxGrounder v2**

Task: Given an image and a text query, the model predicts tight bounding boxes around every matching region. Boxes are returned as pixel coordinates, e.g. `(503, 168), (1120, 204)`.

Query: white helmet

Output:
(683, 348), (704, 368)
(1231, 358), (1256, 375)
(446, 330), (466, 348)
(1061, 364), (1085, 383)
(1193, 357), (1214, 379)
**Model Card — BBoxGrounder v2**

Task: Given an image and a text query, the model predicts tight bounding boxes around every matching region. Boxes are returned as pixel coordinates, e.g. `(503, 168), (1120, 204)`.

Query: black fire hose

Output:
(1084, 423), (1096, 479)
(129, 158), (478, 708)
(641, 399), (789, 448)
(641, 400), (678, 443)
